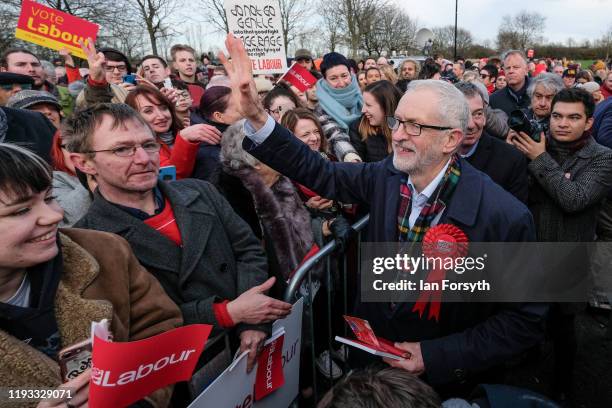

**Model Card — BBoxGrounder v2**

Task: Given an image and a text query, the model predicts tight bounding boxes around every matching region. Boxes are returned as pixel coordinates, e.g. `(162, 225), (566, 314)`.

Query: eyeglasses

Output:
(386, 116), (453, 136)
(83, 141), (161, 157)
(480, 73), (490, 79)
(104, 64), (128, 73)
(267, 106), (283, 115)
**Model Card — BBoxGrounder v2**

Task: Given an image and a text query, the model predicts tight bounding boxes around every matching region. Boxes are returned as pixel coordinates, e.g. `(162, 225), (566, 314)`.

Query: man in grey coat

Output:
(511, 87), (612, 399)
(64, 103), (292, 371)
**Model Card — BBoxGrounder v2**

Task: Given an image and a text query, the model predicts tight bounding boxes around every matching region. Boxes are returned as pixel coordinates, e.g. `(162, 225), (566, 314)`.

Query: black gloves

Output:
(329, 216), (355, 252)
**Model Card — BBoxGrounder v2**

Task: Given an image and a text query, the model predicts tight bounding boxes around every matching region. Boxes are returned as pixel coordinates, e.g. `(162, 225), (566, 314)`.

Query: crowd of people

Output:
(1, 31), (612, 408)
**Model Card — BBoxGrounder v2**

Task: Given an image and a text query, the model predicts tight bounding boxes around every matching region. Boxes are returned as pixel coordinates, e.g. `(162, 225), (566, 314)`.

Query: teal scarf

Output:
(316, 75), (363, 130)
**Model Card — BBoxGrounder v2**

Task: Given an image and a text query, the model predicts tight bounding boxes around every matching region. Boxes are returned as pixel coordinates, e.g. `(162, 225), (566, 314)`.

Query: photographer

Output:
(511, 88), (612, 399)
(506, 73), (564, 144)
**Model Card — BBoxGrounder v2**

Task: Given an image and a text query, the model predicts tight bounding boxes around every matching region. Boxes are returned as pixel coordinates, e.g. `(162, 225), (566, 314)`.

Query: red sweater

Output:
(159, 134), (200, 179)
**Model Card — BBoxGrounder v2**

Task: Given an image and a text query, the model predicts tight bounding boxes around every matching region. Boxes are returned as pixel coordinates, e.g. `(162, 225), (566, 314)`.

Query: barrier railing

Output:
(284, 214), (369, 404)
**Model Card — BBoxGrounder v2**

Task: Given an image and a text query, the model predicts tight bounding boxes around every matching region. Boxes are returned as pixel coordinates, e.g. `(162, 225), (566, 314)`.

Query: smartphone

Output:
(58, 339), (92, 382)
(122, 74), (137, 85)
(159, 165), (176, 182)
(163, 77), (173, 89)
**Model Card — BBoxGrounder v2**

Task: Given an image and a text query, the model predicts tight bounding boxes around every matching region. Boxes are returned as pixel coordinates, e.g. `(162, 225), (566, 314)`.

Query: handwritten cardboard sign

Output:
(224, 0), (287, 74)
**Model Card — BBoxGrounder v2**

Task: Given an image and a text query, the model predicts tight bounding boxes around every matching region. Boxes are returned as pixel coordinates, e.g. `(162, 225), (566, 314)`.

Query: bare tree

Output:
(126, 0), (181, 56)
(432, 25), (473, 56)
(318, 0), (343, 52)
(278, 0), (311, 54)
(198, 0), (229, 33)
(497, 10), (545, 52)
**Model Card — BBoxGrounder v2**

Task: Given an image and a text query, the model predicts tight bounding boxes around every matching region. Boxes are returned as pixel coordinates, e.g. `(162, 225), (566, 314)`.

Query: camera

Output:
(507, 110), (546, 143)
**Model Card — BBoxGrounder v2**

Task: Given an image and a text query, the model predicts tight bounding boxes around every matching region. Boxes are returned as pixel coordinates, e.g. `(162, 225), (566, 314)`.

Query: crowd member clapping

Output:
(125, 85), (222, 179)
(348, 80), (402, 162)
(0, 143), (182, 408)
(66, 103), (288, 371)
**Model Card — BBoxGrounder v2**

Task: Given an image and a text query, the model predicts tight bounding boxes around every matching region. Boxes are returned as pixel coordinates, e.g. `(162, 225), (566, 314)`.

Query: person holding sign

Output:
(0, 143), (182, 408)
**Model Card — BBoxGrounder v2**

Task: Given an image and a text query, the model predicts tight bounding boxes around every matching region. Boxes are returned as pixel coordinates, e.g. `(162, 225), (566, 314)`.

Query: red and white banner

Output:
(254, 330), (285, 401)
(281, 62), (317, 92)
(89, 324), (212, 408)
(15, 0), (99, 59)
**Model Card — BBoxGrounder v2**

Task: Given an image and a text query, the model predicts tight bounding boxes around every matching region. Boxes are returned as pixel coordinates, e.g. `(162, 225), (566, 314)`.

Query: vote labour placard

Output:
(89, 324), (212, 408)
(224, 0), (288, 74)
(15, 0), (99, 59)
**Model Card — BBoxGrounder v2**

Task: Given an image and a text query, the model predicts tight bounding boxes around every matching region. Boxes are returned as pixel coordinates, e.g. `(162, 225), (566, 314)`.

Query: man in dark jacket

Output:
(511, 87), (612, 398)
(0, 106), (55, 162)
(490, 50), (531, 116)
(220, 34), (547, 396)
(65, 103), (292, 371)
(455, 82), (528, 203)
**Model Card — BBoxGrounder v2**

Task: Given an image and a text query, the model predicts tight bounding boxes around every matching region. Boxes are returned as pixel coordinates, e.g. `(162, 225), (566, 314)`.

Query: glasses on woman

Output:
(386, 116), (452, 136)
(83, 141), (161, 157)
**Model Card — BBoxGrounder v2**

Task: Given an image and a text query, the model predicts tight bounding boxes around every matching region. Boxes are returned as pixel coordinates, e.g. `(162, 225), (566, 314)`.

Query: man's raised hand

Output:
(79, 38), (105, 82)
(218, 34), (268, 129)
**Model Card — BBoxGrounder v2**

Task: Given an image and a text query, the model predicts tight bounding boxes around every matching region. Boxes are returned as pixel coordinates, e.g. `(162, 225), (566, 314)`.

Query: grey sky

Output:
(400, 0), (612, 45)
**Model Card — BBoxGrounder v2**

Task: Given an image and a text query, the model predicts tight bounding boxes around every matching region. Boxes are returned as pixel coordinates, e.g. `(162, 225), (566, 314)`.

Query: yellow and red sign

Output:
(15, 0), (99, 59)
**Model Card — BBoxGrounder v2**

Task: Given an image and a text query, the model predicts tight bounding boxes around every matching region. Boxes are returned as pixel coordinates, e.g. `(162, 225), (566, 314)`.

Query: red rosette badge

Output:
(412, 224), (469, 321)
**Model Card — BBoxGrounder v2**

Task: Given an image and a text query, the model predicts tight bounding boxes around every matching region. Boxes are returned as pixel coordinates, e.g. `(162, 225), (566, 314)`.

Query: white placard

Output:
(189, 298), (303, 408)
(254, 297), (303, 408)
(224, 0), (288, 74)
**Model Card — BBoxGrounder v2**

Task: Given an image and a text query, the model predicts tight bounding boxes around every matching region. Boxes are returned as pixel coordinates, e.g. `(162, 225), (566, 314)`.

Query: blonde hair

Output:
(379, 65), (397, 84)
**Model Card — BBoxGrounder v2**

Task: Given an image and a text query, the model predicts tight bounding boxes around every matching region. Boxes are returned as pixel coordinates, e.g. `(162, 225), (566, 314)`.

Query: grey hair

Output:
(502, 50), (527, 65)
(404, 79), (470, 133)
(220, 119), (260, 170)
(455, 81), (489, 107)
(527, 73), (564, 98)
(40, 60), (56, 82)
(461, 71), (479, 82)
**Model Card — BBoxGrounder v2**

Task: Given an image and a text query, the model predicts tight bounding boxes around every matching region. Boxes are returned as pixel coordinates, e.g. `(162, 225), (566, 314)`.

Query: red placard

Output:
(254, 331), (285, 401)
(281, 62), (318, 92)
(15, 0), (99, 59)
(89, 324), (212, 408)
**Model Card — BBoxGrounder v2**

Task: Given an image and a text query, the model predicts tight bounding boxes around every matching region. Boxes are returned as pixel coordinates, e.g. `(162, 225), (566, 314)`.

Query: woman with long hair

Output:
(348, 80), (402, 162)
(125, 85), (222, 179)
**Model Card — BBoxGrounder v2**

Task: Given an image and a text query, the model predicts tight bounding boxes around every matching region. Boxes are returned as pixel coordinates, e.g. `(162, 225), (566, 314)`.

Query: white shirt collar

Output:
(407, 158), (452, 198)
(460, 139), (480, 158)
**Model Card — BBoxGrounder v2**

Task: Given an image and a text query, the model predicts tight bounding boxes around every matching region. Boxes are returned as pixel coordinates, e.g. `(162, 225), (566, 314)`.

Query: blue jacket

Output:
(244, 123), (547, 390)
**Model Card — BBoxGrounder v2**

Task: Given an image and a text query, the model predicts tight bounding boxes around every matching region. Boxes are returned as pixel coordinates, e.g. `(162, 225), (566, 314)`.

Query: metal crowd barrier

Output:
(284, 214), (369, 404)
